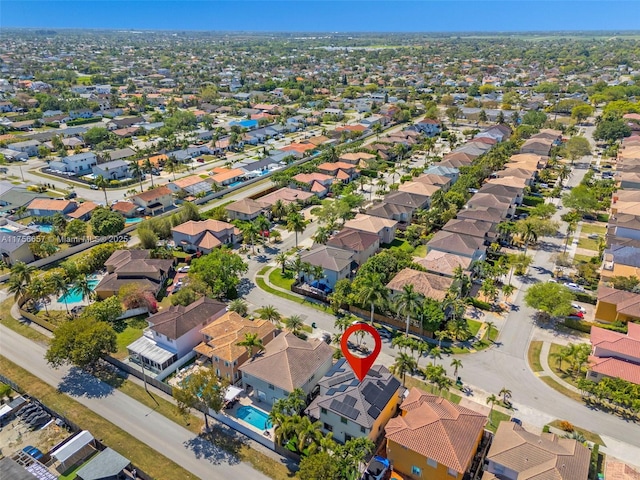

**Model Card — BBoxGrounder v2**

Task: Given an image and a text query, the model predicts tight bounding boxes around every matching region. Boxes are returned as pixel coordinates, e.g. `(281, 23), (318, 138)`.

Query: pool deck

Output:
(46, 274), (104, 311)
(224, 394), (275, 438)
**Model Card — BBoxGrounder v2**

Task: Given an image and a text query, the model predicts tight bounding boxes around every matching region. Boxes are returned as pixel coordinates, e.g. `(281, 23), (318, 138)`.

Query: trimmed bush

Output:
(523, 195), (545, 206)
(469, 297), (492, 311)
(574, 292), (597, 305)
(562, 318), (592, 333)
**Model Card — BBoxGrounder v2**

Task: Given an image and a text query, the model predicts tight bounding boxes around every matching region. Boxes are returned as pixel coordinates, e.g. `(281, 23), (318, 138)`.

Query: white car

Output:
(564, 282), (585, 292)
(571, 303), (587, 313)
(178, 265), (190, 273)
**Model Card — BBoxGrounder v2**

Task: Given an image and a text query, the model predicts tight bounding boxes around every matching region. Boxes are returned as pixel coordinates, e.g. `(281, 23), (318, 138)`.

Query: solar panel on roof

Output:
(330, 399), (360, 420)
(368, 369), (382, 378)
(343, 395), (357, 407)
(367, 405), (382, 419)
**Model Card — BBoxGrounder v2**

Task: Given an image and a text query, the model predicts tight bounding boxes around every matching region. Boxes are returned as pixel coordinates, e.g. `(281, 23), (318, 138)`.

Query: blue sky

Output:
(2, 1), (638, 32)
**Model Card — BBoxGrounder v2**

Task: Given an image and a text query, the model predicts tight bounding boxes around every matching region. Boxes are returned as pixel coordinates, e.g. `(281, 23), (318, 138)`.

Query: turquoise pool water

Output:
(0, 227), (13, 233)
(236, 405), (271, 430)
(125, 218), (143, 225)
(57, 280), (99, 303)
(37, 224), (53, 233)
(229, 181), (244, 187)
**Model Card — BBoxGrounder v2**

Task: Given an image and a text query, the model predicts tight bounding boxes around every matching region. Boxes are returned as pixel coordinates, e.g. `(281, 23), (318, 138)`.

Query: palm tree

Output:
(395, 284), (423, 336)
(451, 359), (463, 378)
(499, 387), (512, 405)
(390, 352), (417, 387)
(228, 298), (248, 316)
(285, 314), (304, 336)
(520, 221), (538, 253)
(255, 215), (271, 242)
(564, 221), (576, 254)
(74, 276), (95, 303)
(47, 275), (70, 314)
(10, 261), (36, 285)
(129, 159), (144, 192)
(357, 273), (388, 325)
(429, 346), (442, 366)
(435, 375), (453, 395)
(486, 394), (498, 424)
(271, 200), (286, 222)
(240, 222), (260, 254)
(275, 253), (288, 275)
(451, 266), (471, 299)
(7, 276), (28, 302)
(312, 226), (331, 245)
(256, 305), (282, 326)
(296, 416), (323, 454)
(285, 211), (307, 248)
(434, 330), (448, 348)
(558, 165), (572, 185)
(501, 284), (515, 303)
(165, 155), (178, 181)
(485, 321), (496, 342)
(144, 158), (155, 188)
(236, 332), (264, 359)
(94, 175), (109, 205)
(28, 278), (49, 314)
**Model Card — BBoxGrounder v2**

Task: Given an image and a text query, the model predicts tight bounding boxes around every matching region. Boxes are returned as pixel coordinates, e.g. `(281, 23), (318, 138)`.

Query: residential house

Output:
(610, 190), (640, 216)
(424, 165), (460, 183)
(0, 183), (47, 213)
(386, 268), (453, 301)
(210, 167), (245, 187)
(507, 153), (548, 171)
(172, 219), (240, 254)
(608, 214), (640, 241)
(110, 201), (138, 218)
(339, 151), (376, 166)
(325, 228), (380, 266)
(292, 172), (334, 198)
(127, 297), (227, 376)
(588, 323), (640, 385)
(366, 201), (415, 224)
(226, 198), (269, 222)
(26, 198), (77, 217)
(415, 174), (452, 192)
(477, 183), (524, 205)
(75, 448), (131, 480)
(413, 250), (472, 277)
(467, 193), (516, 218)
(257, 187), (315, 208)
(594, 286), (640, 324)
(457, 205), (505, 225)
(385, 388), (487, 480)
(299, 245), (356, 288)
(8, 139), (40, 157)
(305, 358), (402, 444)
(486, 175), (529, 190)
(520, 137), (554, 156)
(601, 243), (640, 281)
(442, 218), (496, 243)
(344, 213), (398, 245)
(384, 190), (430, 212)
(398, 181), (441, 199)
(491, 167), (536, 186)
(167, 175), (214, 197)
(49, 152), (98, 175)
(0, 232), (36, 266)
(413, 117), (441, 136)
(239, 332), (334, 406)
(427, 230), (487, 261)
(67, 201), (98, 221)
(92, 160), (131, 180)
(194, 312), (277, 384)
(317, 162), (360, 183)
(131, 186), (173, 215)
(484, 422), (590, 480)
(0, 147), (28, 161)
(101, 147), (136, 162)
(617, 171), (640, 190)
(95, 250), (174, 300)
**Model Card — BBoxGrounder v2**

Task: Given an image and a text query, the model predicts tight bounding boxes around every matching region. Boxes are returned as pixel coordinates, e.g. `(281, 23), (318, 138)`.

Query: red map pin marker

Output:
(340, 323), (382, 382)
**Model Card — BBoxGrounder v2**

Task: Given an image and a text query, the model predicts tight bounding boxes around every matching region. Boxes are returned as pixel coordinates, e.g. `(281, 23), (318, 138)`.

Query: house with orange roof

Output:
(111, 201), (138, 218)
(257, 187), (315, 208)
(171, 219), (240, 254)
(139, 154), (167, 167)
(167, 174), (214, 196)
(67, 201), (99, 221)
(26, 198), (78, 217)
(193, 312), (277, 384)
(594, 286), (640, 324)
(210, 168), (245, 187)
(385, 387), (487, 480)
(588, 322), (640, 385)
(317, 161), (360, 182)
(280, 143), (316, 155)
(344, 213), (398, 244)
(131, 186), (173, 215)
(292, 172), (334, 197)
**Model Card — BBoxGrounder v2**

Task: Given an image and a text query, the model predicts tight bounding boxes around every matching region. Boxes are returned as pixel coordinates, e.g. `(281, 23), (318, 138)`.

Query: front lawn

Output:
(413, 244), (427, 257)
(403, 375), (462, 404)
(467, 319), (482, 337)
(573, 254), (593, 264)
(548, 343), (581, 388)
(580, 224), (606, 236)
(548, 420), (605, 445)
(527, 340), (544, 372)
(486, 410), (511, 433)
(114, 315), (149, 359)
(577, 237), (599, 251)
(269, 268), (295, 290)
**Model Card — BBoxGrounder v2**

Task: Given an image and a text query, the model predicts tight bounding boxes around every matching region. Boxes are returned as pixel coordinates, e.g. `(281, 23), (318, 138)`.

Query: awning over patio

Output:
(224, 386), (243, 403)
(51, 430), (94, 464)
(127, 336), (175, 366)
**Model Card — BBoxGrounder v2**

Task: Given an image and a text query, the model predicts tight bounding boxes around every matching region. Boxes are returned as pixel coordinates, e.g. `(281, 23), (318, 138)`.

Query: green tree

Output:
(285, 211), (307, 248)
(65, 219), (87, 241)
(275, 252), (288, 275)
(227, 298), (249, 316)
(74, 275), (97, 302)
(486, 394), (498, 424)
(138, 226), (159, 249)
(451, 358), (463, 378)
(285, 314), (304, 336)
(298, 452), (341, 480)
(173, 368), (227, 428)
(562, 185), (599, 217)
(170, 287), (197, 306)
(90, 207), (125, 236)
(81, 296), (123, 324)
(571, 104), (593, 123)
(522, 110), (547, 128)
(562, 136), (591, 163)
(609, 275), (640, 292)
(83, 126), (111, 146)
(189, 249), (248, 299)
(594, 118), (631, 142)
(256, 305), (282, 325)
(395, 284), (423, 336)
(524, 282), (574, 318)
(94, 175), (109, 205)
(355, 273), (388, 325)
(45, 317), (116, 369)
(390, 352), (417, 386)
(236, 332), (265, 358)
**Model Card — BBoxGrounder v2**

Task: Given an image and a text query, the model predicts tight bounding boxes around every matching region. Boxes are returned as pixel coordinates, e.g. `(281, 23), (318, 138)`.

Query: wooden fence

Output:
(348, 305), (434, 339)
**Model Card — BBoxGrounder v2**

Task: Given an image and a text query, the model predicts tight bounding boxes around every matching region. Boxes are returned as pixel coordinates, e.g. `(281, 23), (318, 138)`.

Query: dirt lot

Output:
(0, 416), (70, 459)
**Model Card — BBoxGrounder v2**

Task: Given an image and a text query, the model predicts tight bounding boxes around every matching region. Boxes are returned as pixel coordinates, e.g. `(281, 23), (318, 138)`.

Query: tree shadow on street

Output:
(185, 425), (243, 465)
(57, 366), (117, 398)
(236, 278), (255, 296)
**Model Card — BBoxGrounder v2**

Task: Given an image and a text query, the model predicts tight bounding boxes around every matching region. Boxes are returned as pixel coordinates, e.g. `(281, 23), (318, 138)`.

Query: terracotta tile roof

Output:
(335, 169), (351, 181)
(605, 458), (640, 480)
(398, 181), (441, 197)
(27, 198), (75, 212)
(197, 231), (222, 249)
(67, 201), (98, 219)
(589, 355), (640, 385)
(292, 172), (333, 184)
(280, 143), (315, 153)
(413, 250), (472, 277)
(172, 219), (234, 236)
(386, 268), (453, 301)
(486, 176), (529, 189)
(596, 286), (640, 318)
(385, 388), (487, 473)
(415, 174), (451, 187)
(486, 422), (590, 480)
(172, 175), (211, 189)
(257, 187), (315, 207)
(239, 332), (334, 392)
(326, 228), (379, 252)
(591, 323), (640, 359)
(149, 297), (227, 340)
(317, 161), (356, 172)
(344, 213), (398, 234)
(111, 201), (137, 214)
(133, 186), (172, 202)
(226, 198), (268, 215)
(194, 312), (276, 363)
(310, 181), (328, 193)
(339, 152), (376, 163)
(336, 124), (367, 132)
(211, 168), (244, 183)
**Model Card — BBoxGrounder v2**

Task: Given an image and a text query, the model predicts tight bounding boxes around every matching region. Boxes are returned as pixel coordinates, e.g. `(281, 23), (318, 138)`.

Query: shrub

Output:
(562, 318), (592, 333)
(574, 292), (597, 305)
(542, 425), (550, 433)
(523, 195), (545, 206)
(469, 297), (492, 311)
(559, 420), (574, 432)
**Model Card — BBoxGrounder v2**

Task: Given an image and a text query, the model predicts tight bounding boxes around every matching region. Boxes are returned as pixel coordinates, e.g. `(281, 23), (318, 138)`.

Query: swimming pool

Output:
(229, 181), (244, 188)
(236, 405), (271, 430)
(125, 217), (143, 225)
(36, 224), (53, 233)
(57, 280), (99, 303)
(0, 227), (13, 233)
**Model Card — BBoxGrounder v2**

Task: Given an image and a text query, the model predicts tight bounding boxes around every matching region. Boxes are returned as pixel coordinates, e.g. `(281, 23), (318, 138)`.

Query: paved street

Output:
(0, 325), (269, 480)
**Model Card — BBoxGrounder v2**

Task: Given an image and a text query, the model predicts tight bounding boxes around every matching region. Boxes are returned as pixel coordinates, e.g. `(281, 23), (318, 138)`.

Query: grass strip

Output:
(0, 355), (199, 480)
(548, 419), (605, 445)
(527, 340), (544, 372)
(403, 375), (462, 404)
(0, 299), (51, 344)
(486, 410), (511, 433)
(538, 375), (585, 403)
(255, 275), (331, 313)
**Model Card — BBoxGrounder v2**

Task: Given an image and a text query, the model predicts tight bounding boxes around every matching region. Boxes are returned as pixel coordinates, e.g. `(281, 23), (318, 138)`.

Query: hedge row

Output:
(523, 195), (545, 206)
(574, 292), (597, 305)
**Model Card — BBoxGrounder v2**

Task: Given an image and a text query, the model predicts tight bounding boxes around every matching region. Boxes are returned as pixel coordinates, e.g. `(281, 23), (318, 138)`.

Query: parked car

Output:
(564, 282), (585, 292)
(361, 456), (391, 480)
(571, 303), (587, 313)
(587, 234), (600, 240)
(510, 417), (522, 426)
(90, 184), (99, 190)
(65, 191), (77, 199)
(539, 183), (549, 188)
(178, 265), (191, 273)
(569, 311), (585, 319)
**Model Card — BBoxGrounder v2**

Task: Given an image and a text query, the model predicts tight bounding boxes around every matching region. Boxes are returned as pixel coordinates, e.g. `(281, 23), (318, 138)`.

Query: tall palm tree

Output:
(240, 221), (260, 254)
(144, 158), (155, 188)
(236, 332), (265, 359)
(296, 416), (323, 454)
(501, 284), (515, 303)
(451, 359), (463, 378)
(485, 321), (496, 342)
(395, 284), (423, 336)
(357, 273), (388, 325)
(285, 314), (304, 336)
(94, 175), (109, 205)
(499, 387), (512, 405)
(564, 221), (576, 254)
(520, 221), (538, 253)
(486, 394), (498, 424)
(7, 276), (28, 302)
(390, 352), (417, 387)
(275, 253), (288, 275)
(429, 346), (442, 366)
(228, 298), (248, 316)
(165, 155), (178, 181)
(28, 278), (49, 314)
(558, 165), (572, 185)
(74, 276), (95, 303)
(434, 330), (448, 348)
(285, 211), (306, 248)
(47, 275), (70, 314)
(255, 215), (271, 242)
(312, 226), (331, 245)
(271, 199), (286, 222)
(451, 265), (472, 299)
(129, 159), (144, 192)
(10, 262), (36, 285)
(256, 305), (282, 326)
